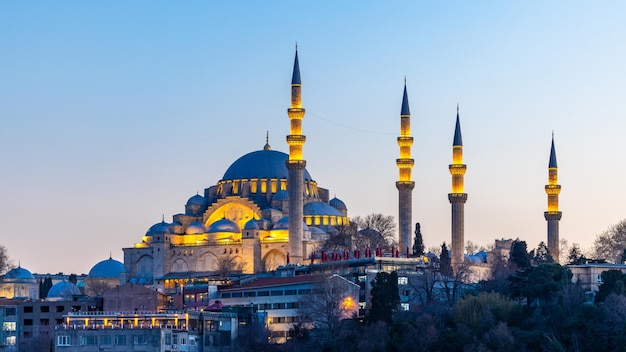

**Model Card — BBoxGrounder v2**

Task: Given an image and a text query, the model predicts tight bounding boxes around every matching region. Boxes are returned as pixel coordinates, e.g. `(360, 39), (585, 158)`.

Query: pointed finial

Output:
(292, 46), (301, 85)
(109, 251), (112, 260)
(453, 105), (463, 146)
(162, 214), (165, 223)
(295, 41), (298, 51)
(549, 132), (558, 168)
(401, 81), (410, 116)
(263, 131), (271, 150)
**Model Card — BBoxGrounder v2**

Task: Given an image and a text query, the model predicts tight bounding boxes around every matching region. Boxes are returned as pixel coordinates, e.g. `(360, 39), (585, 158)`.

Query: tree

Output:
(465, 240), (479, 255)
(533, 241), (554, 265)
(595, 269), (626, 303)
(216, 255), (245, 278)
(567, 243), (586, 265)
(352, 214), (396, 246)
(412, 223), (425, 257)
(298, 275), (358, 342)
(593, 219), (626, 263)
(511, 263), (572, 307)
(0, 245), (14, 275)
(439, 242), (452, 278)
(367, 271), (399, 325)
(39, 277), (53, 299)
(509, 239), (531, 270)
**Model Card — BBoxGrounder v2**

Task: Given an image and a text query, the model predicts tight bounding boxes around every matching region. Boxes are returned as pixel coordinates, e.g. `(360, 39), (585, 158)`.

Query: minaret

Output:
(396, 80), (414, 256)
(449, 105), (467, 268)
(286, 46), (306, 264)
(544, 133), (562, 262)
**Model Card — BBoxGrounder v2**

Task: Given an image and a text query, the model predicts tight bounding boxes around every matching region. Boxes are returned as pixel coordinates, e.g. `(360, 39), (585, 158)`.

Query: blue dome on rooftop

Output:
(48, 281), (81, 299)
(207, 218), (240, 233)
(274, 216), (309, 231)
(244, 219), (259, 230)
(186, 194), (207, 207)
(272, 190), (289, 201)
(88, 258), (124, 279)
(329, 197), (347, 210)
(222, 150), (313, 182)
(146, 221), (171, 236)
(4, 266), (34, 280)
(185, 221), (206, 235)
(304, 202), (343, 217)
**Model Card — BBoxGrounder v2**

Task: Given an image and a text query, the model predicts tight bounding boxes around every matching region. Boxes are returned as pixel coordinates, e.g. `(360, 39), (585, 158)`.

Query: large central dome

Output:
(221, 149), (313, 182)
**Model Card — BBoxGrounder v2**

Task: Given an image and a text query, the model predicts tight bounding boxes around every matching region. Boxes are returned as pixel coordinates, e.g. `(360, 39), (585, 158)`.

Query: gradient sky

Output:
(1, 1), (625, 275)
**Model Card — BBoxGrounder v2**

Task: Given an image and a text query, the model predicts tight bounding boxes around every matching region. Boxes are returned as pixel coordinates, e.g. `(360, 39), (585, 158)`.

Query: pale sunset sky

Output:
(1, 1), (625, 274)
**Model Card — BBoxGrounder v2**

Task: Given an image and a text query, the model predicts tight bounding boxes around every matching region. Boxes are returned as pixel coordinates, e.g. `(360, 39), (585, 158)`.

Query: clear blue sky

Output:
(1, 1), (625, 274)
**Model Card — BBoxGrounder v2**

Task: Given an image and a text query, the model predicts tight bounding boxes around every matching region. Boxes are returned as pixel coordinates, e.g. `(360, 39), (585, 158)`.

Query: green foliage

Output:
(412, 223), (425, 257)
(509, 240), (531, 269)
(533, 241), (554, 265)
(595, 269), (626, 303)
(367, 271), (399, 325)
(567, 243), (586, 265)
(453, 292), (520, 333)
(439, 242), (452, 277)
(509, 263), (572, 306)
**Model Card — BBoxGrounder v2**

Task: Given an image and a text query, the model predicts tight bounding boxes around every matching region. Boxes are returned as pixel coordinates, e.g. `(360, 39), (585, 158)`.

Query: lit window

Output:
(398, 277), (408, 285)
(401, 303), (409, 311)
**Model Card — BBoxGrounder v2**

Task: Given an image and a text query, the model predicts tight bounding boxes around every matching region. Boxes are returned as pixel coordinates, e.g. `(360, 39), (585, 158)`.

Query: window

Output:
(244, 292), (256, 297)
(398, 277), (408, 285)
(56, 306), (65, 313)
(57, 336), (71, 346)
(165, 333), (171, 345)
(71, 305), (81, 312)
(221, 293), (231, 298)
(298, 289), (311, 295)
(114, 335), (126, 345)
(284, 289), (296, 295)
(172, 334), (178, 345)
(231, 292), (242, 298)
(181, 337), (186, 345)
(100, 335), (111, 345)
(257, 291), (269, 297)
(270, 290), (283, 296)
(3, 322), (16, 331)
(5, 308), (16, 316)
(23, 306), (33, 313)
(134, 336), (148, 345)
(23, 319), (33, 326)
(40, 306), (49, 313)
(80, 336), (97, 345)
(40, 319), (49, 325)
(401, 303), (409, 311)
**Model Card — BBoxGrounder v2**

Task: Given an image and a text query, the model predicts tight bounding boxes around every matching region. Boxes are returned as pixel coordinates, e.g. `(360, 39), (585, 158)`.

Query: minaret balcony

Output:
(396, 159), (414, 168)
(397, 136), (414, 147)
(544, 184), (561, 195)
(449, 164), (467, 175)
(287, 135), (306, 145)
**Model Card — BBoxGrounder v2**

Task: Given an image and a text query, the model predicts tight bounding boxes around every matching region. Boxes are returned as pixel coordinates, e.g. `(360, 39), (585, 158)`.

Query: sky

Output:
(1, 1), (625, 275)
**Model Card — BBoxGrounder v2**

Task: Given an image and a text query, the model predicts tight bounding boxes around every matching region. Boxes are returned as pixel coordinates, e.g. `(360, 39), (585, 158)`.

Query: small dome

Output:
(274, 217), (309, 231)
(272, 190), (289, 201)
(207, 218), (240, 233)
(307, 226), (326, 235)
(48, 281), (81, 299)
(185, 221), (206, 235)
(244, 219), (259, 230)
(88, 258), (124, 279)
(329, 197), (347, 210)
(304, 202), (343, 217)
(146, 221), (171, 236)
(186, 194), (207, 207)
(4, 266), (34, 280)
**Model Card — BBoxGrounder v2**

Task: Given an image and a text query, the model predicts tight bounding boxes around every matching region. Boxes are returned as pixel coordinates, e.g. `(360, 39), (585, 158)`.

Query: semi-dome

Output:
(146, 221), (171, 236)
(274, 217), (309, 231)
(185, 221), (206, 235)
(221, 150), (313, 182)
(244, 219), (259, 230)
(48, 281), (81, 299)
(186, 194), (207, 207)
(304, 202), (343, 217)
(329, 197), (347, 210)
(88, 258), (124, 279)
(272, 190), (289, 201)
(3, 266), (34, 280)
(207, 218), (240, 233)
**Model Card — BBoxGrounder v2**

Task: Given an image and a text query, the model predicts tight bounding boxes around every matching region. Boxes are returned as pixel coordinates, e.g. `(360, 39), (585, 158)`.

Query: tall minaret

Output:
(396, 80), (414, 256)
(286, 46), (306, 264)
(544, 133), (562, 263)
(449, 105), (467, 268)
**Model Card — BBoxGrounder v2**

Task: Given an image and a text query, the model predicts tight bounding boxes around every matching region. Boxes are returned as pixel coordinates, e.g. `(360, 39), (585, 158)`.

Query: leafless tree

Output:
(215, 254), (245, 278)
(298, 275), (358, 342)
(593, 219), (626, 263)
(0, 245), (14, 275)
(352, 214), (396, 247)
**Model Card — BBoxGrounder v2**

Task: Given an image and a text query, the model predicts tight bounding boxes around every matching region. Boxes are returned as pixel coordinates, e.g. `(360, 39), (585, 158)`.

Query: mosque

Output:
(121, 49), (351, 290)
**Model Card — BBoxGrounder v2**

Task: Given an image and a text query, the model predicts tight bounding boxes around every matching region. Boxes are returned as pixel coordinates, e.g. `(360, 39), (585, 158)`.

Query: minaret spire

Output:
(286, 46), (307, 264)
(545, 132), (562, 262)
(449, 104), (468, 268)
(396, 80), (415, 256)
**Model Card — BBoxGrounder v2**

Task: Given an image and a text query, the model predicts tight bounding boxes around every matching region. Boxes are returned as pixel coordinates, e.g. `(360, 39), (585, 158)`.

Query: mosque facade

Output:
(122, 50), (350, 290)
